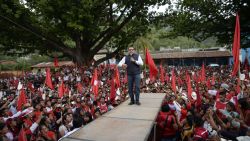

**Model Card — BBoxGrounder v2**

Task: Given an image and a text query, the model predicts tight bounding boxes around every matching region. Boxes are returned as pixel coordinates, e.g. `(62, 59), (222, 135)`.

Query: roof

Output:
(0, 60), (17, 65)
(94, 54), (106, 60)
(31, 61), (75, 68)
(145, 50), (232, 59)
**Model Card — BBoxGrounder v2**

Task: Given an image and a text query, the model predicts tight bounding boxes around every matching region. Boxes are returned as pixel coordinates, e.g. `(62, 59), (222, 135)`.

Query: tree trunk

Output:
(73, 49), (94, 67)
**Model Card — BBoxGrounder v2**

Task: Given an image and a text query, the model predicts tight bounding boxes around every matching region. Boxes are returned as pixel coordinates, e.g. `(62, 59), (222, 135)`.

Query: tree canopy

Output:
(0, 0), (169, 66)
(162, 0), (250, 48)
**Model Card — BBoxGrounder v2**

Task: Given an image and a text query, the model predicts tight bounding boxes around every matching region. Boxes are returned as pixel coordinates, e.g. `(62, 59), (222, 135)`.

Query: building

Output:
(143, 50), (232, 66)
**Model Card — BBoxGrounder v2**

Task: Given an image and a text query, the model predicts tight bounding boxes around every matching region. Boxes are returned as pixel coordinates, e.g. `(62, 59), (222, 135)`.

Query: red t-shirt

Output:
(156, 111), (177, 137)
(34, 111), (41, 121)
(100, 103), (108, 113)
(193, 127), (208, 141)
(47, 131), (55, 139)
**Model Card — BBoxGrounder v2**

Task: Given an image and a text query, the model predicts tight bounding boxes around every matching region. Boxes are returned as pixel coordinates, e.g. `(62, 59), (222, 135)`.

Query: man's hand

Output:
(122, 64), (127, 69)
(130, 57), (135, 62)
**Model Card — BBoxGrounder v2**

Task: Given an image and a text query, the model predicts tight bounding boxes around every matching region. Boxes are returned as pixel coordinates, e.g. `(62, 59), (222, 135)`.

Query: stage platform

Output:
(61, 93), (165, 141)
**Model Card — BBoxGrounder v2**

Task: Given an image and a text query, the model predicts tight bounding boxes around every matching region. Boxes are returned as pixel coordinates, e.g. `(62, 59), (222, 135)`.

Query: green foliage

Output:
(133, 27), (217, 51)
(0, 53), (53, 70)
(0, 0), (170, 66)
(162, 0), (250, 48)
(0, 64), (16, 71)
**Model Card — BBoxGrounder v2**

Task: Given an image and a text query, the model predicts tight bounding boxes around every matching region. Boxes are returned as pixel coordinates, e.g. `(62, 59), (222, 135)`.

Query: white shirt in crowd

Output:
(59, 124), (69, 136)
(64, 75), (69, 81)
(76, 76), (81, 82)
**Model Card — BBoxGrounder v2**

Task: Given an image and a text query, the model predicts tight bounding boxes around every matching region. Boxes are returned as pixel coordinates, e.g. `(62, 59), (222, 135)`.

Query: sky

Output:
(149, 4), (168, 13)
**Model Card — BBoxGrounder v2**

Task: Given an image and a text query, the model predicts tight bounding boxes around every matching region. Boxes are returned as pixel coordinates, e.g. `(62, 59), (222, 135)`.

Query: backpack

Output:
(163, 115), (175, 128)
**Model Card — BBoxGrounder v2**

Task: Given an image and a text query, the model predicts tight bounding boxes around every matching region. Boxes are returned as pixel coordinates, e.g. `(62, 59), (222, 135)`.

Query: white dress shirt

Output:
(118, 54), (143, 67)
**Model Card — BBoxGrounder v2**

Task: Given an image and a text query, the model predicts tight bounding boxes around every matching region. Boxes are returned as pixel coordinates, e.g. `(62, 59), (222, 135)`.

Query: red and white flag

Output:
(91, 68), (99, 99)
(58, 80), (65, 98)
(201, 62), (206, 82)
(171, 69), (177, 94)
(114, 66), (120, 88)
(186, 74), (192, 100)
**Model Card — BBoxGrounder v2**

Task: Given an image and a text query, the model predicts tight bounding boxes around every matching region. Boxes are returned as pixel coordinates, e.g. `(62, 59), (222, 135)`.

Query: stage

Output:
(60, 93), (165, 141)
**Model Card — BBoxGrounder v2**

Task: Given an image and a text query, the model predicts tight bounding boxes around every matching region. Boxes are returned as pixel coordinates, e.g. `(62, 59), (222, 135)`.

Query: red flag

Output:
(91, 69), (99, 99)
(196, 90), (202, 108)
(201, 63), (206, 82)
(114, 66), (120, 88)
(232, 14), (240, 76)
(160, 65), (165, 83)
(27, 82), (35, 93)
(17, 89), (27, 111)
(177, 76), (183, 86)
(171, 69), (177, 94)
(54, 57), (59, 67)
(186, 74), (192, 100)
(58, 80), (65, 98)
(77, 82), (83, 93)
(206, 78), (211, 89)
(18, 128), (27, 141)
(145, 48), (158, 80)
(45, 68), (53, 89)
(110, 78), (116, 102)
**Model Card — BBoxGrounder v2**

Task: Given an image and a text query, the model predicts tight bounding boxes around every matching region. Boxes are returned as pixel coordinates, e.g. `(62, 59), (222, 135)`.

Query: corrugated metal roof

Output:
(142, 51), (231, 59)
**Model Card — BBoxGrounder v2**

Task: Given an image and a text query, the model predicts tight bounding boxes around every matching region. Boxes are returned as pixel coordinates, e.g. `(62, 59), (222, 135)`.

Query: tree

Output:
(162, 0), (250, 48)
(0, 0), (169, 66)
(133, 27), (216, 51)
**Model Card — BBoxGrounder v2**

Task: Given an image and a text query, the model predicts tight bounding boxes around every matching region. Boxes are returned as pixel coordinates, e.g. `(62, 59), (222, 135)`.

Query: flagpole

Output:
(143, 44), (146, 71)
(238, 57), (241, 93)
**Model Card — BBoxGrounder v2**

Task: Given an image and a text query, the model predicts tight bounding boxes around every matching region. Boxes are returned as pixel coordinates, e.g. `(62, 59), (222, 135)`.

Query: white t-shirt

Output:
(64, 75), (69, 81)
(6, 132), (14, 141)
(203, 121), (217, 137)
(76, 76), (81, 82)
(59, 125), (69, 136)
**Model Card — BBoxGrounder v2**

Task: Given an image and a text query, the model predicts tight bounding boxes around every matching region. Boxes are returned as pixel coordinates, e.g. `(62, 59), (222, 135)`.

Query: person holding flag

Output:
(118, 46), (143, 105)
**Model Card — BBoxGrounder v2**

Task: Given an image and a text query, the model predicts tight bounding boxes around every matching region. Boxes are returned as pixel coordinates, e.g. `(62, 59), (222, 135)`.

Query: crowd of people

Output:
(0, 64), (250, 141)
(0, 65), (126, 141)
(155, 65), (250, 141)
